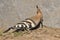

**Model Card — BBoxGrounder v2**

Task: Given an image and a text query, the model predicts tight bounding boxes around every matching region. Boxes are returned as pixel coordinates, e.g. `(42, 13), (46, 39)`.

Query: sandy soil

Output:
(0, 25), (60, 40)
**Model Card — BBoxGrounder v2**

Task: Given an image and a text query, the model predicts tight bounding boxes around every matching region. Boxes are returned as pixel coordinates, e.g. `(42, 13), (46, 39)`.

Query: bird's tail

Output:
(3, 27), (14, 33)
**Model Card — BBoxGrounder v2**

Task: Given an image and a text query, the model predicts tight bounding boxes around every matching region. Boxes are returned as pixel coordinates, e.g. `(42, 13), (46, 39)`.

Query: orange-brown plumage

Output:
(28, 5), (43, 26)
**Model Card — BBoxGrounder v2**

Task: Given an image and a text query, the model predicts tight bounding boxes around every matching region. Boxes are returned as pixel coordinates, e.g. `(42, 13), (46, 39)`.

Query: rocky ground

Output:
(0, 25), (60, 40)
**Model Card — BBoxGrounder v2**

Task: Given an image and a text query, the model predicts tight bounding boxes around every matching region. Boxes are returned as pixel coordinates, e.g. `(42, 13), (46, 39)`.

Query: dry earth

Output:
(0, 25), (60, 40)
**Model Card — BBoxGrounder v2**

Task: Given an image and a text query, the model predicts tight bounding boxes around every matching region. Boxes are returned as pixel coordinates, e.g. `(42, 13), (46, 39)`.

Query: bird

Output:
(3, 5), (43, 33)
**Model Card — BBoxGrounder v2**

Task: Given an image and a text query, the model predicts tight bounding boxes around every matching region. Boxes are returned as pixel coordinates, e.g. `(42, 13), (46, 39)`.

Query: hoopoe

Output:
(3, 5), (43, 33)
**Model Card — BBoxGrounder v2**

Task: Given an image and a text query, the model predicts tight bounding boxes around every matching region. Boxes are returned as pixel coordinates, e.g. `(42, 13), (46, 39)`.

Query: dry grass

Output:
(0, 25), (60, 40)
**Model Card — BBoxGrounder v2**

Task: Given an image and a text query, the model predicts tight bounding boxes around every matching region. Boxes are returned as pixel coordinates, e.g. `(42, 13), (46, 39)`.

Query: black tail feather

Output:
(3, 27), (14, 33)
(3, 28), (11, 33)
